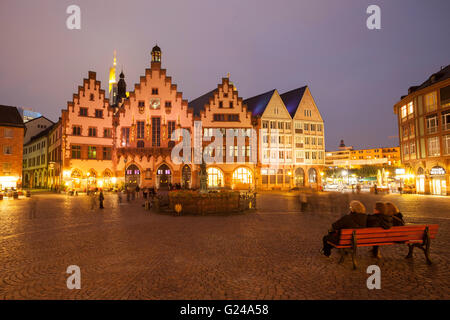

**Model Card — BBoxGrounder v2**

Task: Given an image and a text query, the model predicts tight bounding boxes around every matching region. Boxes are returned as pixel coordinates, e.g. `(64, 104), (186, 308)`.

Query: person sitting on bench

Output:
(367, 202), (393, 258)
(367, 202), (393, 229)
(321, 200), (367, 257)
(385, 202), (405, 226)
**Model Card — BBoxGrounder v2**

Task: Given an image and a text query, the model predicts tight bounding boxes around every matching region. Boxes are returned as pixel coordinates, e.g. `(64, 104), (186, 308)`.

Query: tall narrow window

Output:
(168, 121), (176, 139)
(152, 117), (161, 147)
(137, 121), (145, 139)
(121, 128), (130, 146)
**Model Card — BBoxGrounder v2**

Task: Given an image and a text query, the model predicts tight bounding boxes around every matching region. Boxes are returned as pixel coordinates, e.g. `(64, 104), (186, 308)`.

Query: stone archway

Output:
(308, 168), (317, 184)
(125, 164), (141, 189)
(157, 164), (172, 189)
(295, 167), (305, 187)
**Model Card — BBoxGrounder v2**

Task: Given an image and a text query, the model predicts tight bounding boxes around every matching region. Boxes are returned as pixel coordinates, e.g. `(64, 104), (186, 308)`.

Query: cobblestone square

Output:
(0, 192), (449, 299)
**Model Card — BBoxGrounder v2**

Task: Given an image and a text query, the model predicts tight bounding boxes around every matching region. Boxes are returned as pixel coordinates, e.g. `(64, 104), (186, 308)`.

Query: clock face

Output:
(150, 98), (160, 109)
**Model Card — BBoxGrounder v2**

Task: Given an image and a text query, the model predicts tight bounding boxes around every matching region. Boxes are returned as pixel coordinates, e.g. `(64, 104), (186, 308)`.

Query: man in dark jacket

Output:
(321, 200), (367, 257)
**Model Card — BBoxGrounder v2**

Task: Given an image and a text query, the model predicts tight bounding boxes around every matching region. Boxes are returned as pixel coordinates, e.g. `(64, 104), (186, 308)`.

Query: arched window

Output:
(295, 167), (305, 187)
(308, 168), (317, 183)
(71, 169), (82, 178)
(232, 167), (253, 184)
(207, 167), (224, 187)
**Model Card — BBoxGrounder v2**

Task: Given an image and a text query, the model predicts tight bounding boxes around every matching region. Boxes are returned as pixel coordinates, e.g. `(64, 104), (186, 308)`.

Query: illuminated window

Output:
(427, 136), (440, 157)
(407, 102), (414, 115)
(207, 167), (224, 187)
(88, 146), (97, 159)
(232, 167), (253, 185)
(401, 105), (407, 118)
(425, 92), (437, 113)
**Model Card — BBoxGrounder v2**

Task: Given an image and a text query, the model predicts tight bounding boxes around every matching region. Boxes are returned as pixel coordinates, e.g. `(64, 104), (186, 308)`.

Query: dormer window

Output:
(152, 88), (159, 95)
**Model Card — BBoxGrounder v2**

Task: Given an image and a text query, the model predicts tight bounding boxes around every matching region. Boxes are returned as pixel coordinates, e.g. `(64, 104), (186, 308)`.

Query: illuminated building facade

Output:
(22, 125), (53, 188)
(0, 105), (25, 190)
(325, 140), (401, 168)
(61, 71), (115, 191)
(394, 64), (450, 195)
(190, 77), (254, 189)
(281, 86), (325, 189)
(47, 120), (62, 190)
(114, 45), (194, 189)
(29, 45), (328, 192)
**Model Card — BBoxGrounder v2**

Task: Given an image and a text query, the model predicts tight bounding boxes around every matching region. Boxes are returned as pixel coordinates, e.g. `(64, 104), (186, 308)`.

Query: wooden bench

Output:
(328, 225), (439, 269)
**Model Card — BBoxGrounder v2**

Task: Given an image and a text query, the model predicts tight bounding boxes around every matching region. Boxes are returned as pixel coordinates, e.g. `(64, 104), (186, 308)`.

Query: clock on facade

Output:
(149, 98), (160, 110)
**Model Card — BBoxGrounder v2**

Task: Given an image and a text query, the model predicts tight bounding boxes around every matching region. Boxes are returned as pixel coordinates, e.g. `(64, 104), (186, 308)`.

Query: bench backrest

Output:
(338, 225), (439, 246)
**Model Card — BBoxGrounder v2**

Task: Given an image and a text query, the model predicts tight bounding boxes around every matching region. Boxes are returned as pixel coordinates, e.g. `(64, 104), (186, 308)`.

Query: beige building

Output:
(325, 140), (401, 168)
(282, 86), (325, 188)
(393, 64), (450, 195)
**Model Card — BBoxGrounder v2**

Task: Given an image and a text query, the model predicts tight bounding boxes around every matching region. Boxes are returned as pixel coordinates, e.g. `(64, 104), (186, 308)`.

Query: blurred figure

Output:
(367, 202), (393, 258)
(99, 190), (104, 209)
(299, 192), (307, 212)
(321, 200), (367, 257)
(385, 202), (405, 226)
(118, 190), (122, 204)
(29, 198), (37, 219)
(367, 202), (392, 229)
(90, 192), (97, 210)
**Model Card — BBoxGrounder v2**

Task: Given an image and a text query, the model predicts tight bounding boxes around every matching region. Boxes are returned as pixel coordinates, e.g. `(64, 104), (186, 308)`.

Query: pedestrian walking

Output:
(299, 192), (307, 212)
(90, 192), (97, 210)
(99, 190), (104, 209)
(143, 187), (148, 200)
(118, 191), (122, 204)
(135, 185), (140, 199)
(29, 198), (37, 219)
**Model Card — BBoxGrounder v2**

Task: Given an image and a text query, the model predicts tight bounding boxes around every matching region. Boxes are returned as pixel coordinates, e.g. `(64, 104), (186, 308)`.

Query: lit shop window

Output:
(207, 167), (224, 187)
(232, 167), (253, 184)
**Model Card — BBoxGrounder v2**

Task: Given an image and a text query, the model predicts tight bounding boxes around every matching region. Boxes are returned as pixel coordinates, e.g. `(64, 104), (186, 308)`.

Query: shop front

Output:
(429, 166), (447, 195)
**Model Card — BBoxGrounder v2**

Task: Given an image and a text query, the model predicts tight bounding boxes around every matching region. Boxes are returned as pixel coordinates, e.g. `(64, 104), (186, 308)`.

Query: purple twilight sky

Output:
(0, 0), (449, 150)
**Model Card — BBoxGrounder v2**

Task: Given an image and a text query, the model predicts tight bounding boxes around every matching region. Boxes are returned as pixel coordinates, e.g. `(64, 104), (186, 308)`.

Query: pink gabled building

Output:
(113, 46), (194, 189)
(61, 71), (115, 191)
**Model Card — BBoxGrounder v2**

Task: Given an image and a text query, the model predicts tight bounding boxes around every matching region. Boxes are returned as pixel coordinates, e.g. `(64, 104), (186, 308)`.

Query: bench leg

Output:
(338, 250), (346, 264)
(424, 235), (432, 265)
(351, 231), (358, 270)
(405, 244), (414, 259)
(372, 246), (381, 259)
(351, 249), (357, 270)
